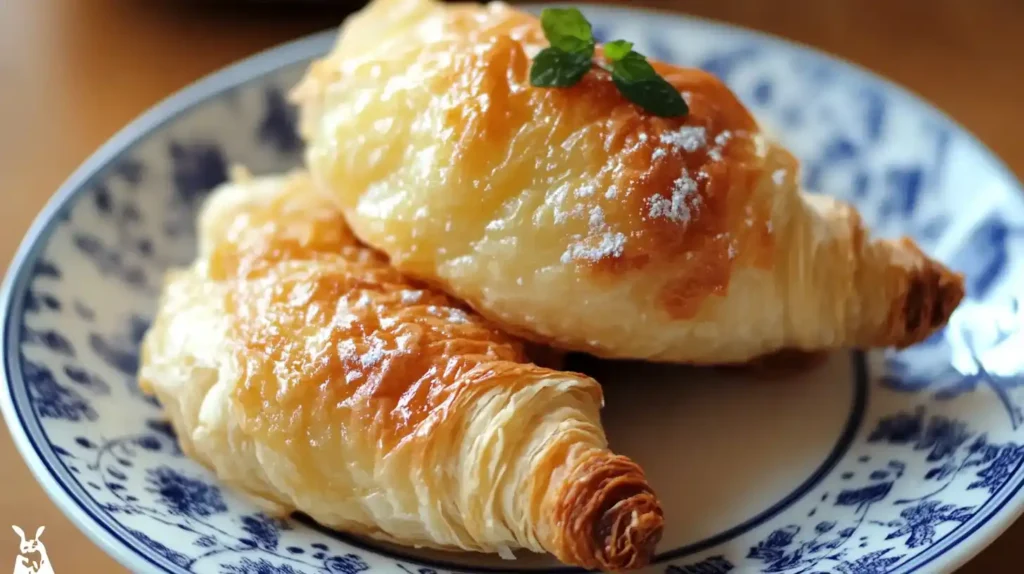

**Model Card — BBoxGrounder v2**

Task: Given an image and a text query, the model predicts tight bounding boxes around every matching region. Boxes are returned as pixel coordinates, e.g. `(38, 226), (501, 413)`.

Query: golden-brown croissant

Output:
(138, 169), (664, 571)
(291, 0), (965, 365)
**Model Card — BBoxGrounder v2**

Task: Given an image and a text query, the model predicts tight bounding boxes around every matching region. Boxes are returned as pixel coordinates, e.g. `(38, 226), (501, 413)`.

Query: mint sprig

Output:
(530, 47), (593, 87)
(603, 40), (633, 61)
(529, 8), (688, 118)
(607, 50), (689, 118)
(530, 8), (594, 87)
(540, 7), (595, 54)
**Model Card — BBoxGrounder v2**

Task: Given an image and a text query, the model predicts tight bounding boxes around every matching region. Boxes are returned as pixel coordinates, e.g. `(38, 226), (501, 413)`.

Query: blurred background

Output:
(1, 1), (1022, 571)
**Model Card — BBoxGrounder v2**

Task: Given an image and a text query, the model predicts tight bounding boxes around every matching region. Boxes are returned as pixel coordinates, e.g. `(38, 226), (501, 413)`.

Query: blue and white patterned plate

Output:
(3, 4), (1024, 573)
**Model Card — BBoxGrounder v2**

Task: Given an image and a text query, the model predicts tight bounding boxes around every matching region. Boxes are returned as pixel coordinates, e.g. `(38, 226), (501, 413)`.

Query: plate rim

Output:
(0, 29), (341, 574)
(2, 4), (1022, 573)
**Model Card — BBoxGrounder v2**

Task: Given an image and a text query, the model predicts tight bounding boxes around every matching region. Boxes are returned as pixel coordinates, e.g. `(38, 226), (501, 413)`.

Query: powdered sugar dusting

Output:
(400, 290), (423, 304)
(560, 178), (630, 263)
(447, 308), (470, 323)
(660, 126), (706, 152)
(575, 182), (596, 198)
(338, 340), (358, 361)
(354, 292), (373, 308)
(651, 148), (667, 161)
(638, 133), (649, 142)
(648, 169), (699, 224)
(708, 130), (732, 162)
(588, 206), (605, 229)
(561, 232), (626, 263)
(728, 243), (737, 259)
(772, 168), (787, 185)
(425, 305), (470, 324)
(554, 203), (584, 224)
(359, 337), (385, 369)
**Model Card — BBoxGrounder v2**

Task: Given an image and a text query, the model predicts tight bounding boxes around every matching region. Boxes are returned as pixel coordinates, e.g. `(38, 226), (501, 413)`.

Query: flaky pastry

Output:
(138, 169), (663, 571)
(292, 0), (965, 364)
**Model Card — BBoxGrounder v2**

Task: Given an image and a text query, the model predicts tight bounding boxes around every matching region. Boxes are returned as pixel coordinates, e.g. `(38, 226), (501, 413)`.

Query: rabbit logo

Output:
(10, 526), (53, 574)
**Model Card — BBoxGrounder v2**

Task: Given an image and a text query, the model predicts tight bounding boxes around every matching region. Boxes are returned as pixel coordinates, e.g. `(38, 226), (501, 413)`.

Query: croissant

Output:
(138, 169), (664, 571)
(291, 0), (965, 364)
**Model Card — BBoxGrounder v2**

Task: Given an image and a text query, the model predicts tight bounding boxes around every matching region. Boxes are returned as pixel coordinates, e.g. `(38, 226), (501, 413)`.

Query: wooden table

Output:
(1, 1), (1021, 572)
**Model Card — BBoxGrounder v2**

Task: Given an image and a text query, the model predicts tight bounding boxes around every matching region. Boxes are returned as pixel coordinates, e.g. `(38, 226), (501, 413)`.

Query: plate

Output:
(4, 4), (1024, 573)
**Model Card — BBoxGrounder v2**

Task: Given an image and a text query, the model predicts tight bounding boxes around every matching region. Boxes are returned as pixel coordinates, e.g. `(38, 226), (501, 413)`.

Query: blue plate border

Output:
(1, 4), (1022, 573)
(0, 30), (340, 574)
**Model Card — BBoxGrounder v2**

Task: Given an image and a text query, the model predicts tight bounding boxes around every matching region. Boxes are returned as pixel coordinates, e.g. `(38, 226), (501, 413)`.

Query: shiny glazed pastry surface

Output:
(138, 169), (663, 571)
(293, 0), (965, 364)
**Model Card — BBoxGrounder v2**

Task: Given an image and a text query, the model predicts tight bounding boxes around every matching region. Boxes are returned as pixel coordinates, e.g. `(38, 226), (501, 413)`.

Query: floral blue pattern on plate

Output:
(3, 4), (1024, 573)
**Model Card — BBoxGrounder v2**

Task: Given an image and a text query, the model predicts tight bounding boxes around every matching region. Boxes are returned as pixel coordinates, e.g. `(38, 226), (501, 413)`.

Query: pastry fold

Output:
(292, 0), (965, 364)
(138, 169), (663, 571)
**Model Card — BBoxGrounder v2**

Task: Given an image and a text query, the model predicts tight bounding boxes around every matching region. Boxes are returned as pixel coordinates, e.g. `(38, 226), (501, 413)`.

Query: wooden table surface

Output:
(1, 1), (1021, 572)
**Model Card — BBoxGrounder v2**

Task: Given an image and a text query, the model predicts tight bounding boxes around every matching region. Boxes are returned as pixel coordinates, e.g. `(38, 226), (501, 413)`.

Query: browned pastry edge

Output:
(878, 237), (965, 349)
(549, 452), (664, 571)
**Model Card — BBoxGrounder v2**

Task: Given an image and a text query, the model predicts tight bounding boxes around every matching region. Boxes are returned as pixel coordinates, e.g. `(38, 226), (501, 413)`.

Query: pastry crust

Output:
(292, 0), (965, 364)
(138, 169), (663, 570)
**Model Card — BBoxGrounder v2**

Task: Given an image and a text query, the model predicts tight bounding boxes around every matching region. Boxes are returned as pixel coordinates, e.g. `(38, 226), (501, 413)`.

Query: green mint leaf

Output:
(610, 51), (659, 82)
(530, 47), (593, 88)
(532, 11), (688, 118)
(612, 75), (689, 117)
(540, 8), (595, 55)
(611, 52), (688, 117)
(604, 40), (633, 62)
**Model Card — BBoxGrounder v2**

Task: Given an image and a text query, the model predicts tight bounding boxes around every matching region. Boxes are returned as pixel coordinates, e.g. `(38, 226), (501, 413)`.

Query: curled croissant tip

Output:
(594, 488), (665, 571)
(553, 453), (664, 571)
(891, 238), (966, 347)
